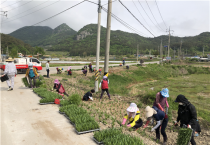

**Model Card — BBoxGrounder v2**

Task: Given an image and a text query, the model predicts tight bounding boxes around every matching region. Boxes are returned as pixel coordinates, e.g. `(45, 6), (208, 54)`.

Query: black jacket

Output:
(83, 92), (92, 101)
(176, 95), (201, 132)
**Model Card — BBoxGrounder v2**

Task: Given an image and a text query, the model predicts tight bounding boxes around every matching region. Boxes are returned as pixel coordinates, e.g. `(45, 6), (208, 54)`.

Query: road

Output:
(39, 61), (159, 75)
(1, 61), (159, 145)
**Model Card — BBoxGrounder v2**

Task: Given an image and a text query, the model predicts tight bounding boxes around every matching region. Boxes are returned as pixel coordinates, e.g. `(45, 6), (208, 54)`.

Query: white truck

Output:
(0, 57), (42, 73)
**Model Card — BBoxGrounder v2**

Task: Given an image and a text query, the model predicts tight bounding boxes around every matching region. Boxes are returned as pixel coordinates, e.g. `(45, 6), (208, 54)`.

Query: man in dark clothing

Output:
(88, 63), (92, 73)
(174, 95), (201, 145)
(82, 89), (95, 101)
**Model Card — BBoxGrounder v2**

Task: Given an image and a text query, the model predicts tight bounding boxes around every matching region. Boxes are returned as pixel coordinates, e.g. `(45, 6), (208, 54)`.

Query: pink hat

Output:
(103, 76), (107, 80)
(54, 79), (60, 84)
(127, 103), (139, 113)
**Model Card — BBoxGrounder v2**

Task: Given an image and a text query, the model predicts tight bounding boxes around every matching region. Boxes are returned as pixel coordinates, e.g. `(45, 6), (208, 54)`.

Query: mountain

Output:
(9, 23), (77, 47)
(48, 24), (210, 56)
(1, 33), (34, 54)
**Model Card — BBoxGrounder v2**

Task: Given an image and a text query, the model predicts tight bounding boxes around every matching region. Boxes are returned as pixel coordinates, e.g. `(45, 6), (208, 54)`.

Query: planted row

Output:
(93, 128), (144, 145)
(177, 128), (193, 145)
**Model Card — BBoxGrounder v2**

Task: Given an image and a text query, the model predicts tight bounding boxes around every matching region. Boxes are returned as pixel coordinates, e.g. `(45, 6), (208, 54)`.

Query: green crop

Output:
(177, 128), (193, 145)
(103, 133), (144, 145)
(22, 77), (29, 87)
(75, 121), (99, 132)
(94, 128), (122, 142)
(60, 100), (70, 106)
(68, 94), (81, 106)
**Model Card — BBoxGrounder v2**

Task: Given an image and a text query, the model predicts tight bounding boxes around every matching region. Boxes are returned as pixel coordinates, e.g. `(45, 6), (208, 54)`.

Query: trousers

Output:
(6, 75), (15, 88)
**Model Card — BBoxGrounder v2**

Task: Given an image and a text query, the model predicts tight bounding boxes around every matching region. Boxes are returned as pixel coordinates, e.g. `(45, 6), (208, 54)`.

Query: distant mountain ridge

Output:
(9, 23), (77, 47)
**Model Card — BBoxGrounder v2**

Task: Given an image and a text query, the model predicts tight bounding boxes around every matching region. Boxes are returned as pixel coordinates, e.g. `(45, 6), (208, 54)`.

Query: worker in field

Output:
(144, 106), (168, 145)
(121, 103), (143, 130)
(46, 61), (50, 78)
(53, 79), (69, 97)
(3, 57), (17, 91)
(174, 95), (201, 145)
(88, 63), (92, 73)
(99, 76), (111, 100)
(123, 59), (125, 66)
(82, 89), (95, 101)
(67, 66), (72, 75)
(145, 88), (169, 126)
(25, 63), (39, 88)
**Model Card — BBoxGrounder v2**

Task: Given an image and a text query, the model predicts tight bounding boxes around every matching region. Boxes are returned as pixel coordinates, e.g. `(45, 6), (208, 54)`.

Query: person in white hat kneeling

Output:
(121, 103), (143, 130)
(144, 106), (168, 145)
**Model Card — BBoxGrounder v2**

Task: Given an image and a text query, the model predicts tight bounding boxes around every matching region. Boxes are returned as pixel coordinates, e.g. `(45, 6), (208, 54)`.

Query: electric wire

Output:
(137, 0), (162, 32)
(1, 0), (22, 9)
(102, 7), (149, 37)
(2, 0), (61, 24)
(1, 0), (7, 4)
(145, 0), (164, 31)
(118, 0), (155, 37)
(7, 0), (33, 12)
(155, 0), (167, 28)
(4, 0), (49, 20)
(132, 0), (155, 35)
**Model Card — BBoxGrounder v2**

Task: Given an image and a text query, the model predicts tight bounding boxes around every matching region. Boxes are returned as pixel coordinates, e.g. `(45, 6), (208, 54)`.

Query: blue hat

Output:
(160, 88), (169, 98)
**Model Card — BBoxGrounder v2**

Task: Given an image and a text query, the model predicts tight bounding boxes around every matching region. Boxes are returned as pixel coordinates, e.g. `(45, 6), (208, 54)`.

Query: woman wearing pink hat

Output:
(53, 79), (69, 97)
(121, 103), (143, 130)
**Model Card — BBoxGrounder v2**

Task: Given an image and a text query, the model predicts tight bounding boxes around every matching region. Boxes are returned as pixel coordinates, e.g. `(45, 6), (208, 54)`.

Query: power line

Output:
(2, 0), (61, 24)
(4, 0), (49, 20)
(118, 0), (155, 37)
(1, 0), (22, 9)
(137, 0), (162, 32)
(102, 7), (149, 37)
(85, 0), (149, 37)
(132, 0), (155, 35)
(145, 0), (164, 31)
(7, 0), (33, 12)
(28, 1), (85, 27)
(155, 0), (167, 28)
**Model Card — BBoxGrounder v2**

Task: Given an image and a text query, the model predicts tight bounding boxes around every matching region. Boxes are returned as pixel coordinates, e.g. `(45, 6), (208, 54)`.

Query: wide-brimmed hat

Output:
(5, 57), (14, 62)
(54, 79), (60, 84)
(145, 106), (157, 118)
(127, 103), (139, 113)
(160, 88), (169, 98)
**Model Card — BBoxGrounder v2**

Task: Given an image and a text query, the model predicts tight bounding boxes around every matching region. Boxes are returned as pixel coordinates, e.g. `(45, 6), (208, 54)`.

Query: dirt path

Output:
(1, 75), (95, 145)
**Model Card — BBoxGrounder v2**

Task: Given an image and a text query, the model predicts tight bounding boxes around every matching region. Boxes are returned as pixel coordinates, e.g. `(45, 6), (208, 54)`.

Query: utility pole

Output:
(179, 40), (182, 59)
(0, 11), (7, 62)
(137, 44), (139, 62)
(160, 38), (163, 59)
(95, 0), (101, 92)
(166, 27), (174, 57)
(104, 0), (112, 73)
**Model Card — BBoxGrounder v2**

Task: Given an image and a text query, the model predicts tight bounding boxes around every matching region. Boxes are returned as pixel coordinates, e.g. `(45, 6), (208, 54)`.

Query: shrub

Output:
(68, 94), (81, 106)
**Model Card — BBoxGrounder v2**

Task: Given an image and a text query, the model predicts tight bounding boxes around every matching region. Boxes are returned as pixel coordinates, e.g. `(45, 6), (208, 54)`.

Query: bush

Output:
(68, 94), (81, 106)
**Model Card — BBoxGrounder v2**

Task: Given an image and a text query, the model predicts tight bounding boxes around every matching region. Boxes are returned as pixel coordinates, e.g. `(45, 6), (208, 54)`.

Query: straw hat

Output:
(145, 106), (157, 118)
(5, 57), (14, 62)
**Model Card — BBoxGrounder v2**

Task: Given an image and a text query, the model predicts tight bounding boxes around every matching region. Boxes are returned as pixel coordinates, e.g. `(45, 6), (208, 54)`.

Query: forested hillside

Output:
(9, 23), (77, 47)
(48, 24), (210, 56)
(1, 33), (34, 55)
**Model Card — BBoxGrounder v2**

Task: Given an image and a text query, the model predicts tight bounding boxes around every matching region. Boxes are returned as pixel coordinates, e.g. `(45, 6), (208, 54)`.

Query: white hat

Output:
(5, 57), (14, 62)
(145, 106), (157, 118)
(127, 103), (138, 113)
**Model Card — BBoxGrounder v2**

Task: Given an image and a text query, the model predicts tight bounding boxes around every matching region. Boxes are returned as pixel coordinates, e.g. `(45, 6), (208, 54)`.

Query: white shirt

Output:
(4, 62), (17, 76)
(46, 63), (49, 70)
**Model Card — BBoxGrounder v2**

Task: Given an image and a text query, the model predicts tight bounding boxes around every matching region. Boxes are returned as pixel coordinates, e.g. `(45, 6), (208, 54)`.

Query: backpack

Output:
(102, 80), (108, 89)
(54, 98), (60, 104)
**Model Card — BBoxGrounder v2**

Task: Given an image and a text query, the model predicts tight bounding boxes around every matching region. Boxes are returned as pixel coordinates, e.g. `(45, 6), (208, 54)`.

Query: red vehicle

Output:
(0, 57), (42, 73)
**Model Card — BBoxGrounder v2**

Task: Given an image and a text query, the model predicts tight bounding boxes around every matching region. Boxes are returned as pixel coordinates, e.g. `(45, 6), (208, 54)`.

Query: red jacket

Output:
(102, 80), (108, 89)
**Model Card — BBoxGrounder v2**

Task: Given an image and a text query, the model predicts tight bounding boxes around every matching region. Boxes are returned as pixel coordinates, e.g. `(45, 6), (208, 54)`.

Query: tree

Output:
(10, 47), (18, 58)
(34, 47), (45, 55)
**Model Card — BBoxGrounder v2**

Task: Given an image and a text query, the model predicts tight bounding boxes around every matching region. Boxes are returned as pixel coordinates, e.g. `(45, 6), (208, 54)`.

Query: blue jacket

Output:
(152, 106), (165, 121)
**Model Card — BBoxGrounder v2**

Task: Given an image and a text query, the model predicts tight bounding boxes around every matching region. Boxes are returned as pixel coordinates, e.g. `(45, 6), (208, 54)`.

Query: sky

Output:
(0, 0), (209, 38)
